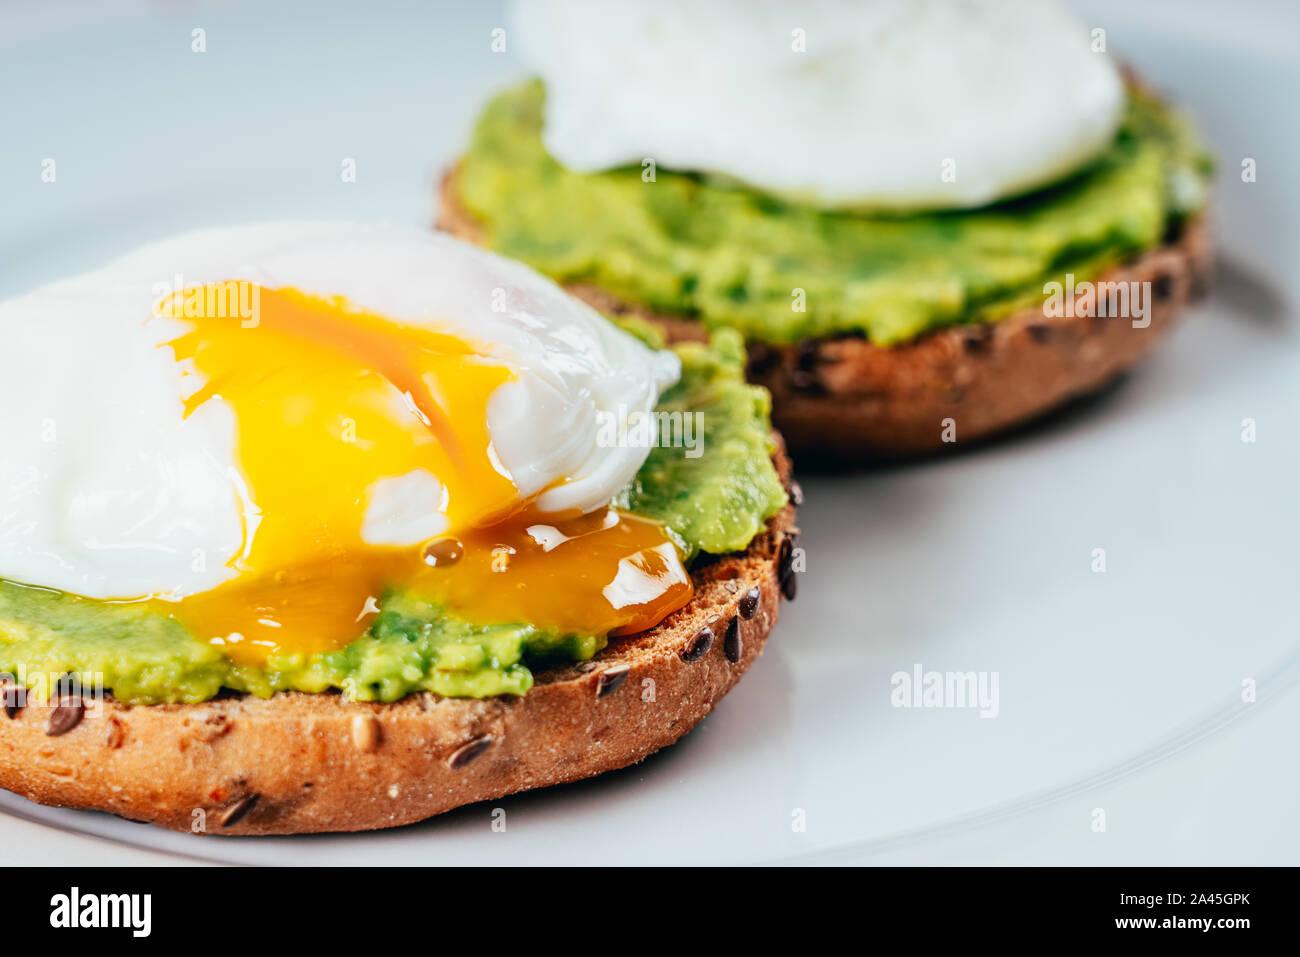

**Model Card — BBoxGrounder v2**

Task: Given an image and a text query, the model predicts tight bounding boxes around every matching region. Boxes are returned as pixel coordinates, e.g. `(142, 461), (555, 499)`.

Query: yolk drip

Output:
(151, 283), (692, 665)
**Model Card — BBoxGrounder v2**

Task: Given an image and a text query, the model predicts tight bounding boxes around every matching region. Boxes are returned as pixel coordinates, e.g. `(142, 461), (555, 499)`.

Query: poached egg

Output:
(0, 223), (690, 664)
(513, 0), (1126, 210)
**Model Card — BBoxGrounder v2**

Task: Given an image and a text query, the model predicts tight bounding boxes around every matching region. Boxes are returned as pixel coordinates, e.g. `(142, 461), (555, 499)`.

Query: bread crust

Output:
(437, 169), (1212, 457)
(0, 450), (798, 835)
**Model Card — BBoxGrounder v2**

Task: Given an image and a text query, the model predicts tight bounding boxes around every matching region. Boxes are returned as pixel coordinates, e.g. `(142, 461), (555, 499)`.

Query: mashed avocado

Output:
(614, 326), (785, 558)
(457, 81), (1212, 345)
(0, 334), (785, 705)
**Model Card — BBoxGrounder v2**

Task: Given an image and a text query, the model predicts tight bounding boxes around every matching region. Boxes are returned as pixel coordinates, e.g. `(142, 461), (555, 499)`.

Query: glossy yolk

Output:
(149, 283), (692, 665)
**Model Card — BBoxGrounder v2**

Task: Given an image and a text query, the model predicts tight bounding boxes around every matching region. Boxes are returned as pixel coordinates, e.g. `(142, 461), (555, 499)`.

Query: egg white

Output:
(514, 0), (1126, 211)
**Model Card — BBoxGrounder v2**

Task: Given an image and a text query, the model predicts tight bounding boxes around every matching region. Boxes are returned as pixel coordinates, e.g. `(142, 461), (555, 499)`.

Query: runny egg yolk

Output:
(151, 283), (692, 665)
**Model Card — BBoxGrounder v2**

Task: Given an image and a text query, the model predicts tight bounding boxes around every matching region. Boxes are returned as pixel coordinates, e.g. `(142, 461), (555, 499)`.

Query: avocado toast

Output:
(0, 225), (797, 834)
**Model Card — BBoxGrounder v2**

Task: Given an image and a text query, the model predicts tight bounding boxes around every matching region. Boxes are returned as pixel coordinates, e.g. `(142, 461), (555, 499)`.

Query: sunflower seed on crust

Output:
(46, 696), (84, 737)
(723, 617), (743, 663)
(220, 793), (259, 828)
(596, 665), (631, 699)
(0, 677), (24, 719)
(447, 735), (493, 769)
(681, 626), (714, 662)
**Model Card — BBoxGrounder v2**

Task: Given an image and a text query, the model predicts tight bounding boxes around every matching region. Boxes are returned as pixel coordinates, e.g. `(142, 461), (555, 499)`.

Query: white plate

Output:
(0, 0), (1296, 866)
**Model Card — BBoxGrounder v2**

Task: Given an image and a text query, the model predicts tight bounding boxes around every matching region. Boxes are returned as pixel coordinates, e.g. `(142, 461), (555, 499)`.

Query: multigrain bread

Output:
(438, 171), (1212, 458)
(0, 449), (799, 835)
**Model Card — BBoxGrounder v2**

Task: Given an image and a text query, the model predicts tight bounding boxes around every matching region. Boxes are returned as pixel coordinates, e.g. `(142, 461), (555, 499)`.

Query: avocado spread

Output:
(456, 81), (1212, 345)
(0, 332), (786, 704)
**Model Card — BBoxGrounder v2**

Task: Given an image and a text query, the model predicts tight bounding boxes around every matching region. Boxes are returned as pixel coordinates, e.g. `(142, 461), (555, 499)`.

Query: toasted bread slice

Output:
(438, 169), (1211, 457)
(0, 447), (798, 835)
